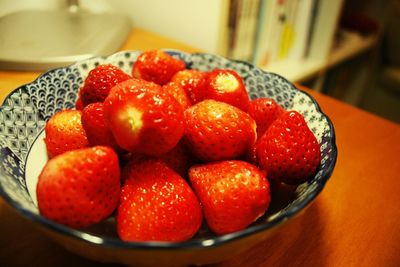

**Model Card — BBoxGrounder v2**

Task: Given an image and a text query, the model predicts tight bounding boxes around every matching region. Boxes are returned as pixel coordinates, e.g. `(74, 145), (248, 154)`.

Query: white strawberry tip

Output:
(214, 73), (239, 93)
(118, 106), (143, 135)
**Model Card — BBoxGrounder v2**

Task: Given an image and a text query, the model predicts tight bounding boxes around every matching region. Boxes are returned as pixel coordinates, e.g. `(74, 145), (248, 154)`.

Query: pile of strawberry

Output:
(36, 50), (321, 242)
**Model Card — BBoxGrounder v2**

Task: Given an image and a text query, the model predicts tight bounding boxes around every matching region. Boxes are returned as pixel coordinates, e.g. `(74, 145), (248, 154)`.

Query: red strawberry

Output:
(81, 102), (122, 152)
(184, 99), (257, 162)
(75, 96), (84, 110)
(162, 81), (191, 110)
(44, 110), (89, 158)
(256, 111), (321, 185)
(171, 69), (207, 104)
(158, 140), (193, 178)
(121, 140), (192, 182)
(37, 146), (121, 228)
(244, 144), (259, 166)
(248, 98), (285, 138)
(80, 64), (131, 106)
(203, 69), (250, 111)
(117, 159), (202, 242)
(132, 50), (186, 85)
(189, 160), (270, 235)
(103, 78), (185, 156)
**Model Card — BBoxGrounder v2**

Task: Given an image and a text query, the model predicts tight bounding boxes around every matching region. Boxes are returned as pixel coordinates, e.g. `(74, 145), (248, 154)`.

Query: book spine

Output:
(227, 0), (240, 59)
(229, 0), (261, 61)
(252, 0), (269, 65)
(278, 0), (298, 61)
(288, 0), (315, 61)
(269, 0), (287, 63)
(304, 0), (320, 58)
(245, 0), (261, 62)
(258, 0), (280, 67)
(235, 0), (249, 60)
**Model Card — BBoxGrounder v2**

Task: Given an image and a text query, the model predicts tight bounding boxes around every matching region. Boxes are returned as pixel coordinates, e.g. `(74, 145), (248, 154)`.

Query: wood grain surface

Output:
(1, 28), (400, 267)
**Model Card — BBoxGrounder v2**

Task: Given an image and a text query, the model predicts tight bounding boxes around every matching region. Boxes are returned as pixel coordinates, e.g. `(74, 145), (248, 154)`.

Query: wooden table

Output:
(1, 28), (400, 267)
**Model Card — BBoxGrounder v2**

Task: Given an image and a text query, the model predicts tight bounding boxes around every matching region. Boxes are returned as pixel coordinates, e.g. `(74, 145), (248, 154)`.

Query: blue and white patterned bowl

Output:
(0, 50), (337, 266)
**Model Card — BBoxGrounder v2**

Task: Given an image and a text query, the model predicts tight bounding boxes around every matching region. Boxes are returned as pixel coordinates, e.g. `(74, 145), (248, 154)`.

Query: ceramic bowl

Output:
(0, 50), (337, 267)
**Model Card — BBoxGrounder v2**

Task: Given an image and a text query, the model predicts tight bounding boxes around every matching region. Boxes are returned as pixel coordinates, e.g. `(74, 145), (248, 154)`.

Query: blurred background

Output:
(0, 0), (399, 123)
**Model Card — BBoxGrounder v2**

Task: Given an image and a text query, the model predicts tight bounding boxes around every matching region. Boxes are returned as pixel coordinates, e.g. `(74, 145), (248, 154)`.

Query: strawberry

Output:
(248, 98), (285, 138)
(81, 102), (122, 152)
(44, 109), (89, 158)
(132, 50), (186, 85)
(117, 159), (202, 242)
(75, 95), (84, 110)
(171, 69), (207, 104)
(189, 160), (270, 235)
(162, 81), (191, 110)
(256, 111), (321, 185)
(121, 140), (193, 182)
(37, 146), (120, 229)
(80, 64), (131, 106)
(103, 78), (185, 156)
(158, 140), (193, 178)
(203, 69), (250, 111)
(184, 99), (257, 162)
(244, 144), (259, 166)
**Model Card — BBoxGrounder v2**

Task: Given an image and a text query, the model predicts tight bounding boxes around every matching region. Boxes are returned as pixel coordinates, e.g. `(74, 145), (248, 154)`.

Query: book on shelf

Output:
(243, 0), (261, 61)
(269, 0), (287, 64)
(227, 0), (260, 62)
(288, 0), (315, 60)
(252, 0), (321, 68)
(303, 0), (320, 58)
(227, 0), (240, 58)
(215, 0), (347, 84)
(252, 0), (283, 67)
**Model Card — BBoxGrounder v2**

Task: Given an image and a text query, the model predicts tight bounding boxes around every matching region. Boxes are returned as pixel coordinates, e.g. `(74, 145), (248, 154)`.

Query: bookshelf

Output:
(327, 31), (378, 70)
(1, 0), (380, 94)
(266, 58), (323, 83)
(251, 0), (382, 97)
(251, 0), (343, 82)
(265, 30), (378, 83)
(85, 0), (383, 97)
(156, 0), (379, 92)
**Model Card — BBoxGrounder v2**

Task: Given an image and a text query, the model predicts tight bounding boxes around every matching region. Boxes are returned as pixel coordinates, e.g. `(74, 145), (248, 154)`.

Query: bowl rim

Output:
(0, 50), (338, 250)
